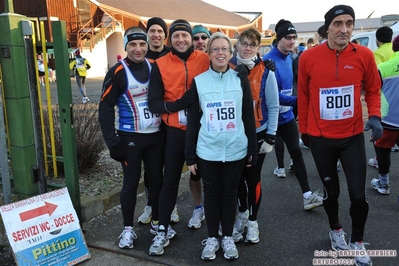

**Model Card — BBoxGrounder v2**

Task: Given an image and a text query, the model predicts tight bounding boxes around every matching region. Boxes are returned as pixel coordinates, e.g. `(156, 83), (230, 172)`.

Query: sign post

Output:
(0, 187), (90, 265)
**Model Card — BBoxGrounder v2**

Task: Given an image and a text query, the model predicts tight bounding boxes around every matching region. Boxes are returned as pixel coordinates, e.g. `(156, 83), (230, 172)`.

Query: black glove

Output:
(264, 134), (276, 145)
(364, 116), (383, 142)
(109, 143), (124, 162)
(246, 154), (258, 167)
(235, 64), (250, 78)
(263, 59), (276, 72)
(301, 134), (310, 148)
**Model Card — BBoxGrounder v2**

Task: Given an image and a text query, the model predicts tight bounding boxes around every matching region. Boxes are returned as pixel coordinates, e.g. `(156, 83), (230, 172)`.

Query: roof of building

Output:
(91, 0), (255, 28)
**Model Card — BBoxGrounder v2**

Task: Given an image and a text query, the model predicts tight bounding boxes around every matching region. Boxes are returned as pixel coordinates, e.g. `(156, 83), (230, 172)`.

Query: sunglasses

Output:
(193, 35), (208, 41)
(284, 35), (298, 41)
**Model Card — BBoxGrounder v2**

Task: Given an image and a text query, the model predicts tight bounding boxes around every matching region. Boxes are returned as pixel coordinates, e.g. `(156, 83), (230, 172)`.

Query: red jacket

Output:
(297, 42), (381, 139)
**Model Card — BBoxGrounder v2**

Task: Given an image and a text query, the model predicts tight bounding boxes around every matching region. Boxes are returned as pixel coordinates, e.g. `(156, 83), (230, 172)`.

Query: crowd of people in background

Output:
(97, 4), (398, 264)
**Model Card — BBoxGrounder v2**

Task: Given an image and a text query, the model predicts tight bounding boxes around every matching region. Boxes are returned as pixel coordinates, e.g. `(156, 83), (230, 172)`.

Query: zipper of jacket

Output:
(335, 50), (339, 79)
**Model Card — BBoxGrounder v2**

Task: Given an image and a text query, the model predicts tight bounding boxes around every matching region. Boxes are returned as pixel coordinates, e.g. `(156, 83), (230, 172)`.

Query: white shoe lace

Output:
(143, 206), (152, 215)
(152, 232), (166, 247)
(246, 222), (258, 237)
(202, 237), (218, 251)
(192, 208), (204, 221)
(222, 237), (236, 251)
(333, 230), (347, 247)
(119, 228), (137, 242)
(234, 211), (248, 233)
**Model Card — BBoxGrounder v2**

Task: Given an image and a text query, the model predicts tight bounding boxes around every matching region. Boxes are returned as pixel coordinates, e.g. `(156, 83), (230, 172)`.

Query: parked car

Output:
(350, 22), (399, 51)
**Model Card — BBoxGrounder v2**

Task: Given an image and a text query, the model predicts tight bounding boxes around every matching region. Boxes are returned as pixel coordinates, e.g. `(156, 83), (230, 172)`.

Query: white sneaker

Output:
(118, 226), (137, 249)
(188, 207), (205, 229)
(170, 204), (179, 223)
(149, 228), (169, 256)
(303, 191), (323, 210)
(349, 240), (372, 266)
(329, 229), (349, 251)
(232, 210), (249, 242)
(138, 205), (152, 224)
(273, 167), (286, 178)
(201, 237), (219, 260)
(245, 220), (259, 243)
(149, 222), (176, 239)
(391, 144), (399, 152)
(221, 236), (239, 259)
(368, 157), (378, 169)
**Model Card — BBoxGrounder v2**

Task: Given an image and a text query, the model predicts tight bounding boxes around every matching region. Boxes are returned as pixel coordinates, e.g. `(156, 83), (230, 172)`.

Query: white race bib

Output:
(319, 85), (354, 120)
(178, 109), (188, 125)
(279, 88), (292, 113)
(136, 100), (161, 130)
(205, 100), (237, 133)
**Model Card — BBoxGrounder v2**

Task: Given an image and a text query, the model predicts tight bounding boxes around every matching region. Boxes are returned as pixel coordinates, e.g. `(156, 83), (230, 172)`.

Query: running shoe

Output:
(245, 220), (259, 244)
(371, 178), (390, 195)
(170, 205), (179, 223)
(273, 167), (286, 178)
(289, 159), (294, 171)
(349, 240), (372, 266)
(149, 226), (169, 256)
(221, 236), (239, 259)
(232, 210), (249, 242)
(118, 226), (137, 249)
(368, 157), (378, 169)
(149, 222), (176, 239)
(304, 191), (323, 210)
(138, 205), (152, 224)
(201, 237), (219, 260)
(188, 207), (205, 229)
(299, 138), (309, 149)
(329, 229), (349, 251)
(391, 144), (399, 152)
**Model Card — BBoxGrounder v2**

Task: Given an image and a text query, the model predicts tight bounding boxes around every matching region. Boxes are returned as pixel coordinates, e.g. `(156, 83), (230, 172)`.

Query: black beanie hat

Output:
(324, 5), (355, 30)
(275, 19), (296, 41)
(376, 26), (393, 43)
(169, 19), (192, 39)
(147, 17), (168, 39)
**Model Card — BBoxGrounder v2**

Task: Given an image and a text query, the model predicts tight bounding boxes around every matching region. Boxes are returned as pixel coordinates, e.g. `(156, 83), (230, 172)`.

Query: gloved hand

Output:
(364, 116), (383, 142)
(259, 141), (273, 154)
(235, 64), (250, 78)
(246, 154), (258, 167)
(109, 143), (124, 162)
(301, 133), (310, 148)
(263, 59), (276, 72)
(264, 134), (276, 145)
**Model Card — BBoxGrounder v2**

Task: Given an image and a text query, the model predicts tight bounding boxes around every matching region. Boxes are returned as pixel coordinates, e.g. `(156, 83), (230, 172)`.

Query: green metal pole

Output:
(51, 20), (82, 219)
(0, 12), (39, 198)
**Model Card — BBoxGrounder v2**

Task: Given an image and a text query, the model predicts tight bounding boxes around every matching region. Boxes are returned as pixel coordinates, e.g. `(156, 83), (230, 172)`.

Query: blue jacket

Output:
(263, 46), (297, 125)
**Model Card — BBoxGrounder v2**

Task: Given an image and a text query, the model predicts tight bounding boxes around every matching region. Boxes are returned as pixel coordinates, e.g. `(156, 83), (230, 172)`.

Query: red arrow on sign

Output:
(19, 202), (58, 222)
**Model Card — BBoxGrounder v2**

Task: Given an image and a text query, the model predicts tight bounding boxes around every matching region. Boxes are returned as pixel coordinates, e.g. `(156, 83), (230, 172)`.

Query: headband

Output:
(124, 32), (148, 50)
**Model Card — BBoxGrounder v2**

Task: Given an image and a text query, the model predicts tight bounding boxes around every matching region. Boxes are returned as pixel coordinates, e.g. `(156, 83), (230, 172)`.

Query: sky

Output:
(203, 0), (397, 30)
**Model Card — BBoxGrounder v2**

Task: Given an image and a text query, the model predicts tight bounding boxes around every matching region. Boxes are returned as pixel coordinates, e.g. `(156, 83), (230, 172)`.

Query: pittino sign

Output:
(0, 187), (90, 265)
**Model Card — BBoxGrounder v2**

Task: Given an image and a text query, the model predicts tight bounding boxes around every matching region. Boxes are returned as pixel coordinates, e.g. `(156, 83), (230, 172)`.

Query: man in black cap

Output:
(138, 16), (174, 227)
(146, 17), (171, 62)
(374, 26), (394, 65)
(147, 19), (210, 256)
(99, 26), (164, 251)
(298, 5), (381, 266)
(263, 19), (323, 211)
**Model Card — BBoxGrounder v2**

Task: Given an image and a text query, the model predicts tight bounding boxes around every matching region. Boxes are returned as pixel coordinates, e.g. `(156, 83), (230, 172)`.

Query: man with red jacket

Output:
(298, 5), (382, 266)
